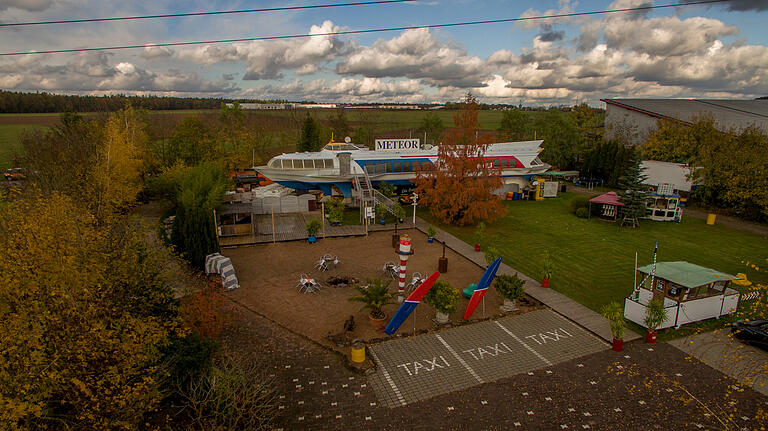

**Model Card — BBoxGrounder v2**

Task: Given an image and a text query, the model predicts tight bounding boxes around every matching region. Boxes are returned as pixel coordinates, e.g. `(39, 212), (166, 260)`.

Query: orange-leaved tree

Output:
(413, 93), (505, 226)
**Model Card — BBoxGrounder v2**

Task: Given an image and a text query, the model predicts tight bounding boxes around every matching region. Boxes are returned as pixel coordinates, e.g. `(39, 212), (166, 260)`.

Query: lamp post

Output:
(411, 192), (418, 227)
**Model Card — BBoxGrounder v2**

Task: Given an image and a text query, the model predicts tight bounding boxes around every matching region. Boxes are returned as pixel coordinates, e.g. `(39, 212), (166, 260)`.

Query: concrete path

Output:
(368, 309), (608, 407)
(413, 217), (641, 343)
(668, 330), (768, 396)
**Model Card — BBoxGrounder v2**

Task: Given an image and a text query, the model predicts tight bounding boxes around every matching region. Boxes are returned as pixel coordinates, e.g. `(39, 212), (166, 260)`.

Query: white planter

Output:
(435, 311), (449, 324)
(501, 299), (517, 312)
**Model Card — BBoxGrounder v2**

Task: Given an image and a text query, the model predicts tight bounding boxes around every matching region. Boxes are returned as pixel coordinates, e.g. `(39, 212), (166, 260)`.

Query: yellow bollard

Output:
(350, 340), (365, 363)
(706, 213), (717, 225)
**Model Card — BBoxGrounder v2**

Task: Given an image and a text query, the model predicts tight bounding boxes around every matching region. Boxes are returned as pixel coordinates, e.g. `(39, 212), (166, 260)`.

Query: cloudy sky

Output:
(0, 0), (766, 105)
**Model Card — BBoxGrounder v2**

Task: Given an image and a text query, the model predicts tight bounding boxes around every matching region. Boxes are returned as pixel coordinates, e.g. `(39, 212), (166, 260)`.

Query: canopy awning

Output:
(589, 191), (625, 206)
(636, 261), (737, 288)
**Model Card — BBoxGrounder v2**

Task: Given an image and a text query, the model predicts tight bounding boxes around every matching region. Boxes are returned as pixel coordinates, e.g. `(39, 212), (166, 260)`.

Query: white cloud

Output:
(177, 20), (348, 80)
(0, 0), (53, 12)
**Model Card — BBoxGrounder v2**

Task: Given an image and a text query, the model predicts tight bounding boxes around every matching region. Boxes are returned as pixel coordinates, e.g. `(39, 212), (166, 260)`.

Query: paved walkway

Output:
(413, 217), (641, 343)
(668, 330), (768, 396)
(368, 309), (608, 407)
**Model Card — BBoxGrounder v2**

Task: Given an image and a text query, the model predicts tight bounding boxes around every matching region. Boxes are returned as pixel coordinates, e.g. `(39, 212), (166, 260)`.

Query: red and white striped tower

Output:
(395, 234), (414, 303)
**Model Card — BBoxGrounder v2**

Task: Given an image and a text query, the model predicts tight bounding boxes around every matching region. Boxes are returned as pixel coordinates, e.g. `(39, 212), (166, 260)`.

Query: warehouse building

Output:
(602, 99), (768, 146)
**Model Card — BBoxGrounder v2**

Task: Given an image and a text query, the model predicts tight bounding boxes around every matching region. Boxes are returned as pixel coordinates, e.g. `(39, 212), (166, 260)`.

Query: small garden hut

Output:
(588, 192), (624, 221)
(624, 261), (740, 329)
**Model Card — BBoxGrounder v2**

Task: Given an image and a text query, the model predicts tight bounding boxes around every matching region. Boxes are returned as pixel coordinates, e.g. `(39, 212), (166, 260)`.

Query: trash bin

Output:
(350, 340), (365, 363)
(706, 213), (717, 225)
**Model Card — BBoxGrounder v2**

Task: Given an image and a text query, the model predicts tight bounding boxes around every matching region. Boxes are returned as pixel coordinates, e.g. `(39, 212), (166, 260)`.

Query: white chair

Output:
(382, 261), (399, 279)
(296, 273), (321, 293)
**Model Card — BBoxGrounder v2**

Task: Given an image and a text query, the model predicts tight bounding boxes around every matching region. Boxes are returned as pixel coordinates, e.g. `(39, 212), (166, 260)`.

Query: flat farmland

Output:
(0, 108), (539, 169)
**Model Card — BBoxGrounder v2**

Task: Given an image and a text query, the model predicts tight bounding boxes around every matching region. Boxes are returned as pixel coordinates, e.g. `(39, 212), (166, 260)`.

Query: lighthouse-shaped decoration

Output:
(396, 234), (414, 303)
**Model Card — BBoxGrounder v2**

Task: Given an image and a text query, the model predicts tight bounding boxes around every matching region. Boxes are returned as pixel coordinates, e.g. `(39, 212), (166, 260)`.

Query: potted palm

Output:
(541, 251), (554, 288)
(306, 218), (321, 243)
(427, 226), (437, 243)
(601, 301), (626, 352)
(643, 299), (668, 344)
(376, 204), (388, 225)
(348, 278), (395, 327)
(424, 280), (460, 324)
(473, 222), (486, 252)
(495, 273), (525, 312)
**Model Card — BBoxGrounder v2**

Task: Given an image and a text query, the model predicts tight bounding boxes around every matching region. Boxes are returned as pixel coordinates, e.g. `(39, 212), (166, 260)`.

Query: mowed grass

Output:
(419, 192), (768, 314)
(0, 124), (46, 169)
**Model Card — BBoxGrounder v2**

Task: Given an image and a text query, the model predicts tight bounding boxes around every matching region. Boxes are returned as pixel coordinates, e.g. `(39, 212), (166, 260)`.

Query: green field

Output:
(419, 192), (767, 330)
(0, 124), (46, 169)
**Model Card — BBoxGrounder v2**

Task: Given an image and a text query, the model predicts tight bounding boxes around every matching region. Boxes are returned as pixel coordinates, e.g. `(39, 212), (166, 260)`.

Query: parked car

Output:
(731, 320), (768, 351)
(4, 168), (25, 181)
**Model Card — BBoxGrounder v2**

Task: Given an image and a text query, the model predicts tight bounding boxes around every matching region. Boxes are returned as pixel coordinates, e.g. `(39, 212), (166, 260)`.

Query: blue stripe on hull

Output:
(384, 301), (419, 335)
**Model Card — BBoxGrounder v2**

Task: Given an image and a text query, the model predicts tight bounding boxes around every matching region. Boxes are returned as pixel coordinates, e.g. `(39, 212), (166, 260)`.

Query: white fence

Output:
(624, 288), (740, 329)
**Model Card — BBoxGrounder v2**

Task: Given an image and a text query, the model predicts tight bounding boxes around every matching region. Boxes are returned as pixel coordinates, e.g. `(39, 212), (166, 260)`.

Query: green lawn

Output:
(0, 124), (46, 169)
(419, 192), (768, 317)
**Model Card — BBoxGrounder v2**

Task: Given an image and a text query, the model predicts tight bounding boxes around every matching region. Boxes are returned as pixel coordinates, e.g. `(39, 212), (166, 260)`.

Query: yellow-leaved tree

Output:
(94, 106), (147, 221)
(0, 194), (180, 430)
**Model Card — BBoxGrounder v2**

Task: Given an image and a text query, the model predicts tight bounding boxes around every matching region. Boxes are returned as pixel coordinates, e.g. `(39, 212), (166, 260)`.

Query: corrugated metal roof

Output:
(602, 99), (768, 132)
(636, 261), (736, 288)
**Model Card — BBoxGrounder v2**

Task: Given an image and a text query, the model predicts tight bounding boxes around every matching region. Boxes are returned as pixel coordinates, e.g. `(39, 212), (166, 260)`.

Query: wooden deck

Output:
(218, 211), (413, 247)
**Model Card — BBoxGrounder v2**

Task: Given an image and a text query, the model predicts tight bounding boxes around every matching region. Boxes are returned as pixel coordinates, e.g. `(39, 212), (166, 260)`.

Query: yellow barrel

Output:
(350, 341), (365, 363)
(706, 213), (717, 225)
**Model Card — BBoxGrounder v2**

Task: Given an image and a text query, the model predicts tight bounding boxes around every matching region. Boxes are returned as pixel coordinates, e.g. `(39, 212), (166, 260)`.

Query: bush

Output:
(569, 195), (591, 213)
(575, 207), (589, 218)
(306, 218), (321, 236)
(424, 280), (460, 314)
(494, 273), (525, 302)
(181, 353), (278, 431)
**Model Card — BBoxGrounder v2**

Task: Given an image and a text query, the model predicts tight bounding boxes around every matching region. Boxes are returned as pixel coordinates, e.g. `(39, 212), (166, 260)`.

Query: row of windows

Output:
(268, 159), (335, 169)
(362, 160), (432, 174)
(487, 158), (520, 169)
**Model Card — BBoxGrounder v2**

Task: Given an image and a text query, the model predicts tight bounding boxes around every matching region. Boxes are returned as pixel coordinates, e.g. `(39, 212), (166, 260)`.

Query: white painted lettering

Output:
(463, 348), (479, 360)
(397, 363), (412, 376)
(500, 342), (514, 353)
(526, 335), (543, 345)
(477, 347), (491, 360)
(413, 361), (426, 375)
(440, 355), (450, 367)
(424, 357), (444, 371)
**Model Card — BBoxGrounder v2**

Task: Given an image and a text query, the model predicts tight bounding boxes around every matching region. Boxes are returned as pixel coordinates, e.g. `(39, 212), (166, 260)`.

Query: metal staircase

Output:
(353, 166), (398, 216)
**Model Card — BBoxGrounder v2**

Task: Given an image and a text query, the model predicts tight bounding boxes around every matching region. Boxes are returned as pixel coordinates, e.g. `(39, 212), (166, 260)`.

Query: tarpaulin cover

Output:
(204, 253), (240, 290)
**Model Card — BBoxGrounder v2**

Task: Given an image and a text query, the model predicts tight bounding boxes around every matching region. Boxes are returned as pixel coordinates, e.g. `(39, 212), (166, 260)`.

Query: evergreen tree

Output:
(172, 163), (226, 268)
(618, 150), (648, 227)
(298, 114), (321, 152)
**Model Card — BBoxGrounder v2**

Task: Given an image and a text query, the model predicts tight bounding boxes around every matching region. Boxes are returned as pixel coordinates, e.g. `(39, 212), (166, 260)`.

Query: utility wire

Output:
(0, 0), (415, 27)
(0, 0), (733, 56)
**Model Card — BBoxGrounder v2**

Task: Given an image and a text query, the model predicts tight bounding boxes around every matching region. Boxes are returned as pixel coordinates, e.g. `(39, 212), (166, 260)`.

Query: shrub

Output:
(424, 280), (460, 314)
(601, 301), (626, 339)
(569, 195), (591, 213)
(306, 218), (321, 236)
(575, 207), (589, 218)
(427, 225), (437, 238)
(494, 273), (525, 302)
(348, 278), (394, 319)
(378, 181), (396, 198)
(483, 245), (500, 265)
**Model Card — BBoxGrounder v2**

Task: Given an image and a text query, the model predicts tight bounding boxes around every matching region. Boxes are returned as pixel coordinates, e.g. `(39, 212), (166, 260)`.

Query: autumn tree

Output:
(0, 194), (181, 429)
(413, 93), (505, 226)
(94, 106), (147, 221)
(15, 111), (102, 207)
(642, 116), (768, 221)
(169, 116), (216, 166)
(217, 102), (251, 169)
(416, 112), (445, 145)
(534, 109), (579, 170)
(497, 108), (530, 141)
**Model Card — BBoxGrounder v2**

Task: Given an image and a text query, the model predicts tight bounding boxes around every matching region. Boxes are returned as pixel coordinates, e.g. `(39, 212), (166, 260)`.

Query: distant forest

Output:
(0, 90), (234, 113)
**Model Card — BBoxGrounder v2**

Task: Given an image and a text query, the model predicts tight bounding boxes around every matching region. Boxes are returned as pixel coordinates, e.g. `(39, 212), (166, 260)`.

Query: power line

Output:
(0, 0), (415, 28)
(0, 0), (733, 57)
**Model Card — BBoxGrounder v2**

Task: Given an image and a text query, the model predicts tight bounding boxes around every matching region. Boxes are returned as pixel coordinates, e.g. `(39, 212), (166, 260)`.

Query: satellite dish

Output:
(344, 136), (351, 143)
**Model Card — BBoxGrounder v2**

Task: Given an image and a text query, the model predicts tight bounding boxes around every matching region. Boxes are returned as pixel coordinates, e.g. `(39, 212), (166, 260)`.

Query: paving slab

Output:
(368, 309), (608, 407)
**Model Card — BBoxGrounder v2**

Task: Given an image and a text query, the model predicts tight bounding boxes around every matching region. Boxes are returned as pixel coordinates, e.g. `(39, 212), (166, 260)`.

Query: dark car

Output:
(731, 320), (768, 351)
